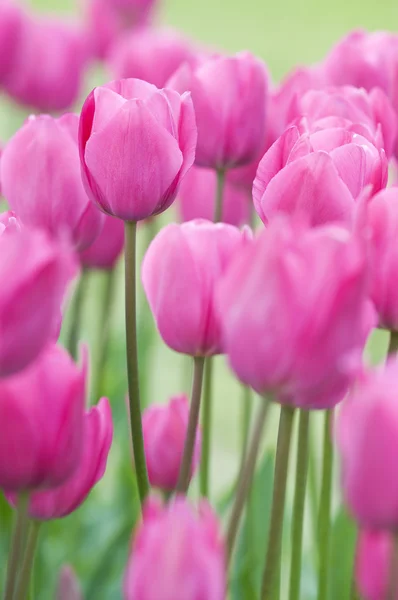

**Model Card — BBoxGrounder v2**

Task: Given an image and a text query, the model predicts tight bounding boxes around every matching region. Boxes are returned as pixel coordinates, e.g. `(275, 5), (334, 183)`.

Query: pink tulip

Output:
(366, 188), (398, 331)
(1, 113), (104, 251)
(336, 358), (398, 528)
(143, 395), (201, 491)
(79, 78), (197, 222)
(178, 166), (251, 226)
(217, 219), (373, 409)
(0, 344), (86, 491)
(168, 52), (268, 170)
(82, 0), (157, 59)
(7, 398), (113, 518)
(356, 529), (393, 600)
(293, 87), (397, 158)
(56, 566), (83, 600)
(253, 124), (387, 228)
(0, 228), (77, 378)
(80, 214), (124, 270)
(142, 220), (250, 356)
(124, 496), (225, 600)
(3, 15), (89, 112)
(109, 28), (197, 89)
(0, 1), (25, 84)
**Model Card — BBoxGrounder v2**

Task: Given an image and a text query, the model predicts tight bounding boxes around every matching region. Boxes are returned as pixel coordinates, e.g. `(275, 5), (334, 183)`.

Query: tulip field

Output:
(2, 0), (398, 599)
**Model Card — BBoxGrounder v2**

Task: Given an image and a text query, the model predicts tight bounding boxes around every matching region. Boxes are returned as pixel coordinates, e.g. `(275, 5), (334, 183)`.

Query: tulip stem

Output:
(177, 356), (206, 493)
(241, 385), (253, 464)
(388, 330), (398, 355)
(4, 493), (29, 600)
(67, 268), (88, 360)
(92, 267), (117, 403)
(214, 169), (226, 223)
(289, 410), (310, 600)
(125, 220), (149, 509)
(200, 357), (213, 498)
(261, 405), (295, 600)
(226, 397), (269, 567)
(15, 521), (41, 600)
(317, 409), (334, 600)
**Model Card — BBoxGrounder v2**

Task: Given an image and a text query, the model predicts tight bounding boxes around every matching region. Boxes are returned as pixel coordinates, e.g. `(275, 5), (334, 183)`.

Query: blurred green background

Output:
(0, 0), (396, 598)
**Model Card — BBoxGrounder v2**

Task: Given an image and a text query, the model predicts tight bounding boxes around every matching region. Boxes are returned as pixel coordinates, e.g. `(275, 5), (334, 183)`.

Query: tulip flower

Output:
(143, 395), (201, 491)
(124, 496), (225, 600)
(79, 78), (197, 222)
(0, 0), (26, 85)
(0, 227), (77, 378)
(253, 124), (387, 228)
(1, 114), (104, 251)
(168, 52), (268, 170)
(336, 358), (398, 528)
(80, 214), (124, 270)
(217, 219), (373, 409)
(0, 344), (86, 491)
(355, 529), (393, 600)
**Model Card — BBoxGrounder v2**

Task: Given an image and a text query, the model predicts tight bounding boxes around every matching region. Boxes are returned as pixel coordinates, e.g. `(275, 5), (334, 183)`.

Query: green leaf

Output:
(230, 451), (274, 600)
(327, 508), (357, 600)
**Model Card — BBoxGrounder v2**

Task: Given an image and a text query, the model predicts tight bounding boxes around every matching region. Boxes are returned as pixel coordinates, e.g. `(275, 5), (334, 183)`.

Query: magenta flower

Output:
(124, 496), (225, 600)
(80, 215), (124, 270)
(253, 124), (387, 228)
(355, 529), (392, 600)
(178, 165), (251, 226)
(0, 227), (77, 378)
(143, 395), (201, 491)
(7, 398), (113, 519)
(168, 52), (268, 170)
(142, 220), (250, 356)
(109, 27), (197, 89)
(0, 344), (86, 491)
(217, 219), (373, 409)
(366, 188), (398, 331)
(1, 114), (104, 251)
(79, 78), (197, 222)
(0, 1), (25, 85)
(3, 16), (89, 112)
(336, 359), (398, 528)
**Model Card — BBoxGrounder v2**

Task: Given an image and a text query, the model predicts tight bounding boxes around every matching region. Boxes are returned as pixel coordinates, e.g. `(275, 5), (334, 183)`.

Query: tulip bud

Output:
(355, 529), (392, 600)
(178, 166), (251, 226)
(168, 52), (269, 170)
(142, 219), (250, 356)
(336, 358), (398, 528)
(0, 228), (77, 377)
(143, 395), (201, 491)
(217, 219), (373, 409)
(124, 496), (225, 600)
(79, 78), (197, 222)
(0, 344), (86, 491)
(1, 114), (104, 251)
(0, 1), (25, 85)
(56, 566), (83, 600)
(80, 215), (124, 270)
(253, 124), (387, 228)
(7, 398), (113, 519)
(109, 27), (197, 89)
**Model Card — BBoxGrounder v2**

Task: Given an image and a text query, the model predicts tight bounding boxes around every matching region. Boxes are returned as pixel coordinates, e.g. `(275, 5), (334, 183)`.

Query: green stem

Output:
(92, 267), (117, 403)
(261, 405), (295, 600)
(200, 357), (213, 498)
(214, 169), (226, 223)
(289, 410), (310, 600)
(67, 269), (88, 360)
(241, 385), (253, 465)
(226, 397), (269, 568)
(4, 493), (29, 600)
(124, 220), (149, 508)
(176, 356), (206, 494)
(388, 330), (398, 355)
(308, 427), (319, 560)
(317, 409), (334, 600)
(14, 522), (41, 600)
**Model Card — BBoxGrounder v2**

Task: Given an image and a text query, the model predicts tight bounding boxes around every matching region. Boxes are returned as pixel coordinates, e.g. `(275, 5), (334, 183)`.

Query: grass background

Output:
(0, 0), (396, 597)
